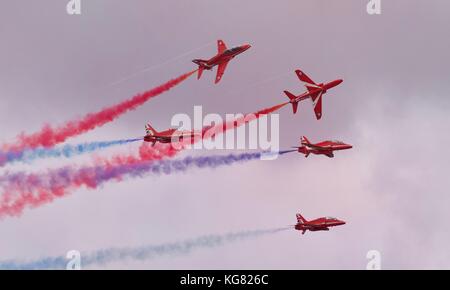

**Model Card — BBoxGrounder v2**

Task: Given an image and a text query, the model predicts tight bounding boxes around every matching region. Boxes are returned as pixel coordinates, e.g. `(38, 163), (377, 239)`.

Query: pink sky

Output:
(0, 0), (449, 269)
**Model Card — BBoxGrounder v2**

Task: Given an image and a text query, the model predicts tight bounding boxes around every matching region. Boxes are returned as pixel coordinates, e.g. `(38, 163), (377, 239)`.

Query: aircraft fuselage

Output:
(298, 141), (352, 158)
(291, 79), (343, 104)
(295, 218), (346, 234)
(202, 44), (251, 69)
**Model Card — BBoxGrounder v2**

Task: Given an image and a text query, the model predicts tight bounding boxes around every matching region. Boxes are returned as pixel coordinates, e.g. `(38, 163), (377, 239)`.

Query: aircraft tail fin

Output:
(296, 213), (307, 224)
(301, 136), (311, 146)
(192, 59), (209, 80)
(284, 91), (298, 114)
(145, 123), (157, 136)
(284, 90), (296, 101)
(197, 67), (204, 80)
(291, 103), (298, 114)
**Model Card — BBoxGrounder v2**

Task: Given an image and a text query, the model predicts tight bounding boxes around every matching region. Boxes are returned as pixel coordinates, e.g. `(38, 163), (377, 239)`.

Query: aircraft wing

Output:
(156, 136), (172, 142)
(305, 143), (333, 151)
(296, 70), (317, 85)
(314, 147), (335, 153)
(217, 40), (227, 54)
(173, 131), (201, 138)
(304, 224), (326, 230)
(310, 91), (323, 120)
(215, 61), (229, 84)
(325, 152), (334, 158)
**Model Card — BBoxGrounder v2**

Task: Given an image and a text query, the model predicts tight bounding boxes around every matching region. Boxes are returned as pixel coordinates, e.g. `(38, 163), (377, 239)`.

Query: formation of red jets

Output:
(144, 39), (351, 234)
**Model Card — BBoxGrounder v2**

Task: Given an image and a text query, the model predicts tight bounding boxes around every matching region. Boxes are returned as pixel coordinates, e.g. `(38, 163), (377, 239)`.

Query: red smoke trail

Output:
(1, 70), (197, 153)
(0, 143), (179, 217)
(0, 101), (289, 218)
(201, 101), (289, 139)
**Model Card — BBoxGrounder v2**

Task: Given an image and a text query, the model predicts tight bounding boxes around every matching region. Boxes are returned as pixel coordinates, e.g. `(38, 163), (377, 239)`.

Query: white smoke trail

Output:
(109, 42), (214, 86)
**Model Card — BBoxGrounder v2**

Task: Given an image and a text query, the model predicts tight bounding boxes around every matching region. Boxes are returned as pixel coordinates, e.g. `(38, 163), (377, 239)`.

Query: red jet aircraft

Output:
(294, 136), (352, 158)
(295, 213), (346, 235)
(192, 40), (251, 84)
(284, 69), (343, 120)
(143, 123), (200, 146)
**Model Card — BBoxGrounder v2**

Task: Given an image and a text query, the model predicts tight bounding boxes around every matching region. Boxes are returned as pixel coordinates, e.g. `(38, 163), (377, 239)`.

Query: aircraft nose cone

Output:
(337, 79), (343, 85)
(242, 44), (251, 50)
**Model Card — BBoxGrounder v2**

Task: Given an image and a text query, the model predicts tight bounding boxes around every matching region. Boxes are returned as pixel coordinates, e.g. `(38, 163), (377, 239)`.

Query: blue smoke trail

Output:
(86, 150), (296, 187)
(0, 227), (289, 269)
(0, 138), (142, 165)
(0, 150), (297, 217)
(0, 150), (296, 192)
